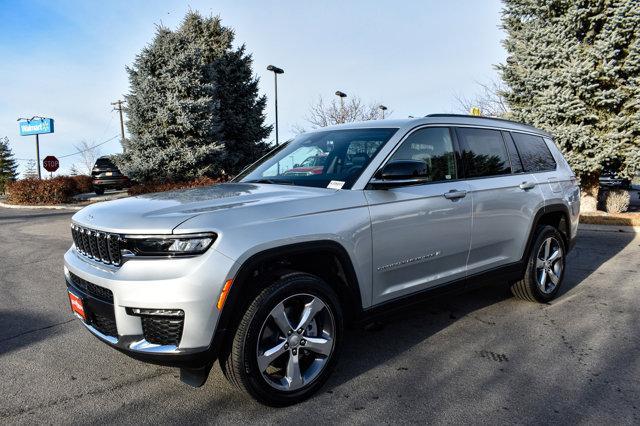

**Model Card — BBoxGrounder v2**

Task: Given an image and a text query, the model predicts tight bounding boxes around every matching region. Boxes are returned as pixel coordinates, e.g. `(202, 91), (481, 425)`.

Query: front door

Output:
(365, 127), (472, 305)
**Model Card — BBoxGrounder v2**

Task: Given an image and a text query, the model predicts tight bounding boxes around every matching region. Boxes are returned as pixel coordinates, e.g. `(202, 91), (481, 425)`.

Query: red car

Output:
(284, 153), (327, 176)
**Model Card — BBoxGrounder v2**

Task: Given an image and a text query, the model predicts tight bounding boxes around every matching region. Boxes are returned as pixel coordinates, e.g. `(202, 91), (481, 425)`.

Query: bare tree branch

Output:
(454, 80), (510, 118)
(301, 95), (392, 130)
(73, 140), (101, 175)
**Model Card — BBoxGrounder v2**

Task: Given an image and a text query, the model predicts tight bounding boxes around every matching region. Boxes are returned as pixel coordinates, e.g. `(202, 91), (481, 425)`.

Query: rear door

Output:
(509, 132), (563, 201)
(365, 126), (472, 304)
(456, 127), (545, 275)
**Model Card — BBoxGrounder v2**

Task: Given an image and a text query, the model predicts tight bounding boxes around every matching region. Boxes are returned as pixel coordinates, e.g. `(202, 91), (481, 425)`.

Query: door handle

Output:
(443, 190), (467, 200)
(519, 182), (536, 190)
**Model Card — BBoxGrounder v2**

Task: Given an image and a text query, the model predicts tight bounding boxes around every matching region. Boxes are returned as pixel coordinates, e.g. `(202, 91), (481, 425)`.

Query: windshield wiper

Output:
(245, 179), (294, 185)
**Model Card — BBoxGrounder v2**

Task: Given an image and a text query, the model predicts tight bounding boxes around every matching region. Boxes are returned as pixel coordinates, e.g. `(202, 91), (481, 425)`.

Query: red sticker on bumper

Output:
(68, 291), (86, 320)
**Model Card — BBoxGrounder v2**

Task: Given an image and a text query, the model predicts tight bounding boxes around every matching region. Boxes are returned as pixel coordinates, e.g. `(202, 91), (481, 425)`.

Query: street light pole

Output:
(267, 65), (284, 145)
(379, 105), (388, 119)
(335, 91), (347, 122)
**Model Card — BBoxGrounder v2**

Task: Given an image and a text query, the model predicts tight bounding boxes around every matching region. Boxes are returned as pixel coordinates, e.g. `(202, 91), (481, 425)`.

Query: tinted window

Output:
(236, 128), (396, 189)
(388, 127), (457, 182)
(511, 132), (557, 172)
(456, 128), (511, 178)
(502, 131), (524, 173)
(95, 158), (115, 168)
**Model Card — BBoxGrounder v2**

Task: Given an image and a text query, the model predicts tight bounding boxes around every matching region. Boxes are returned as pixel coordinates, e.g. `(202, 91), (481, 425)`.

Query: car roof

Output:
(316, 114), (551, 137)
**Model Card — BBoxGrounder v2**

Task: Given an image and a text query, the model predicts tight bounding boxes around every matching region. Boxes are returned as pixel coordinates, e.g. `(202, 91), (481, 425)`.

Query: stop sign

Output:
(43, 155), (59, 173)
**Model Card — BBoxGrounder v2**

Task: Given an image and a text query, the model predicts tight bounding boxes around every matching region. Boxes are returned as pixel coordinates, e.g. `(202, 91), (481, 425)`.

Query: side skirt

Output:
(357, 261), (524, 324)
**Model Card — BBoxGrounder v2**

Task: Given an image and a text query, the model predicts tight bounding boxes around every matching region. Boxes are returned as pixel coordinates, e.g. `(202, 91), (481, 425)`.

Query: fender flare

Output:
(209, 240), (363, 356)
(521, 203), (572, 265)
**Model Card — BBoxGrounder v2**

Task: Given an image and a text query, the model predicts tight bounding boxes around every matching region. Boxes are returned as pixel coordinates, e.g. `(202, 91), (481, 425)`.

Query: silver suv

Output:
(64, 115), (580, 405)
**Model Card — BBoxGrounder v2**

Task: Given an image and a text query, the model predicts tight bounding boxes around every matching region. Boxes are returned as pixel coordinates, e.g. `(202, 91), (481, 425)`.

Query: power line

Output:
(58, 134), (120, 158)
(14, 134), (120, 161)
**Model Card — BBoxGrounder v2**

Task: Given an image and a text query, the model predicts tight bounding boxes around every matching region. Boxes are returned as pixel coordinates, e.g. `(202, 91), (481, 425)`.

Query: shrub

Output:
(605, 190), (630, 214)
(5, 177), (77, 205)
(127, 176), (226, 196)
(69, 175), (93, 194)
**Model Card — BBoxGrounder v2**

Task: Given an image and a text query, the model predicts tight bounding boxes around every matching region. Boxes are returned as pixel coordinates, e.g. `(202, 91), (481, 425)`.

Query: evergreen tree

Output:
(119, 11), (271, 182)
(0, 136), (18, 193)
(497, 0), (640, 211)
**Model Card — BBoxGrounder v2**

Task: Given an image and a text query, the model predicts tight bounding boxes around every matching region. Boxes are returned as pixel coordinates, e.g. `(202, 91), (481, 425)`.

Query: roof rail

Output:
(424, 113), (544, 133)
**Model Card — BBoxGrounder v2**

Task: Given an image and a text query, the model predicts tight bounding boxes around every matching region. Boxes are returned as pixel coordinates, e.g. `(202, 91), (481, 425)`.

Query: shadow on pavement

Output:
(0, 311), (73, 356)
(0, 211), (74, 222)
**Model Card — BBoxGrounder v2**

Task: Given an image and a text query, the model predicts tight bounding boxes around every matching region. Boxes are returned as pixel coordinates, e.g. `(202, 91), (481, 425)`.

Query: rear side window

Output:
(510, 132), (557, 172)
(456, 128), (511, 178)
(502, 131), (524, 173)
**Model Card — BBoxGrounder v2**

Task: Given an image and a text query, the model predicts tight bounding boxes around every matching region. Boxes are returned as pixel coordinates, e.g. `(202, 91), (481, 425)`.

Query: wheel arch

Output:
(215, 240), (364, 344)
(521, 203), (572, 265)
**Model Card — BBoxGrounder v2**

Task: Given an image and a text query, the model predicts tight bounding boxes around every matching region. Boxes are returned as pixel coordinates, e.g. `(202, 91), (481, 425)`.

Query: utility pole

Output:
(111, 100), (126, 144)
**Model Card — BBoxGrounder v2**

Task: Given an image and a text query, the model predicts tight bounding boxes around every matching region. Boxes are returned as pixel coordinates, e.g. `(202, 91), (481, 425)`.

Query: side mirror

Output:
(370, 160), (430, 189)
(293, 163), (300, 168)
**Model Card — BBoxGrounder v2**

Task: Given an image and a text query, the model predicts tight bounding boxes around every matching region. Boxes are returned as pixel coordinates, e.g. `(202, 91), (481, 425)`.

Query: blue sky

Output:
(0, 0), (505, 175)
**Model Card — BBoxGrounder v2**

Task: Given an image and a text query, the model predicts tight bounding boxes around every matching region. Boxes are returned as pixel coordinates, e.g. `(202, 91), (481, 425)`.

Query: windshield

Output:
(235, 128), (398, 189)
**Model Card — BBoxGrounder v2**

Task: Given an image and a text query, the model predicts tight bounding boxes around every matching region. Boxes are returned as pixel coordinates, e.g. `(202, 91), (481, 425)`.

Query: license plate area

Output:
(68, 290), (86, 320)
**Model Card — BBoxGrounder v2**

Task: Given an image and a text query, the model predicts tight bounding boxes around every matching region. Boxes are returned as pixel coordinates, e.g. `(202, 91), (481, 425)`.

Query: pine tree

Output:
(119, 11), (271, 182)
(0, 136), (18, 193)
(497, 0), (640, 211)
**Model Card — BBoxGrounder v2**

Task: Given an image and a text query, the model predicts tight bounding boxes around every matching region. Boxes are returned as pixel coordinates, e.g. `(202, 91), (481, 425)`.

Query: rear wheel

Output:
(93, 186), (104, 195)
(511, 225), (566, 303)
(220, 272), (343, 406)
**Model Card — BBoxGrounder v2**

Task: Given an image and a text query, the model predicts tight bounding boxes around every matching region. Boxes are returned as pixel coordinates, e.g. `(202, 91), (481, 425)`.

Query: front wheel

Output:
(220, 272), (343, 406)
(511, 225), (566, 303)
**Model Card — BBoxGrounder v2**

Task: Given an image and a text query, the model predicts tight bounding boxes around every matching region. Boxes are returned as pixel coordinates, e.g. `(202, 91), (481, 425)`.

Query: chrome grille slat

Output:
(81, 230), (91, 257)
(71, 224), (123, 266)
(96, 233), (111, 263)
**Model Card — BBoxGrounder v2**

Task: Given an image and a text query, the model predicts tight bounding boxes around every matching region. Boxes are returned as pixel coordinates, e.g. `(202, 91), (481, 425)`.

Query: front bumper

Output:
(63, 245), (236, 367)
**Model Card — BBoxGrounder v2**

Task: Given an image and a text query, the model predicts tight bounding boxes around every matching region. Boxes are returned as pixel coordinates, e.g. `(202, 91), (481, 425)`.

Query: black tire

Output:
(220, 272), (343, 406)
(511, 225), (566, 303)
(93, 186), (104, 195)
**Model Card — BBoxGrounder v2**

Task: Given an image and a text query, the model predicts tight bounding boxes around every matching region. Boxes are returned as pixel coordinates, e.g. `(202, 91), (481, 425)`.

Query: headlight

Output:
(123, 233), (216, 257)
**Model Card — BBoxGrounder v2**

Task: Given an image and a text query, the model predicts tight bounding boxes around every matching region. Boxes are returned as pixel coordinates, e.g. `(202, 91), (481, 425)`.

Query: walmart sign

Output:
(19, 118), (54, 136)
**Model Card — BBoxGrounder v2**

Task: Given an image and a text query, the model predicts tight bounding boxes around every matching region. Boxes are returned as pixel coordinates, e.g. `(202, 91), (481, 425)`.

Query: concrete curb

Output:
(72, 190), (129, 203)
(579, 223), (639, 234)
(0, 201), (83, 211)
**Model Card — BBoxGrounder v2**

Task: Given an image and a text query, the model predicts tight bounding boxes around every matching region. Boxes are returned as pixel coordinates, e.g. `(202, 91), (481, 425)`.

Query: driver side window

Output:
(388, 127), (457, 182)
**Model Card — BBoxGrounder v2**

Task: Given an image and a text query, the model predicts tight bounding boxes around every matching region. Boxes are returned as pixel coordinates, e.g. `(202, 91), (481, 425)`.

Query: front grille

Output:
(141, 316), (184, 346)
(71, 224), (123, 266)
(91, 311), (118, 337)
(69, 272), (114, 303)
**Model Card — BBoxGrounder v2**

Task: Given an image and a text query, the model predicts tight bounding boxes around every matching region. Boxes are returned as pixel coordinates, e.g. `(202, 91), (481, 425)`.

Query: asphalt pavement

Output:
(1, 206), (639, 424)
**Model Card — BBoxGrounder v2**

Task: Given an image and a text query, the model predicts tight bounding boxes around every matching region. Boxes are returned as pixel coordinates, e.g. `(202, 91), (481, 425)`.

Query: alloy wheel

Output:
(535, 236), (563, 294)
(256, 293), (335, 392)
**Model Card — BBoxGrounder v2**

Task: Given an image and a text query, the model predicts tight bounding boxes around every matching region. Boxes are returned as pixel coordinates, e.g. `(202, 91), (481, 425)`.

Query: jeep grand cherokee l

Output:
(64, 114), (580, 406)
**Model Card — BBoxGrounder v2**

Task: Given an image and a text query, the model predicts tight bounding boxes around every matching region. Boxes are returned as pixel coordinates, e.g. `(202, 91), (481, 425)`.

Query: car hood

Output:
(71, 183), (336, 234)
